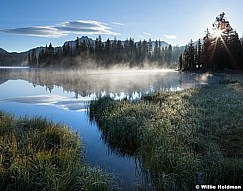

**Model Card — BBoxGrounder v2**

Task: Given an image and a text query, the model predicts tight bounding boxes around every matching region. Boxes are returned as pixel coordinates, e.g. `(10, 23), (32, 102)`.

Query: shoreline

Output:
(0, 112), (117, 190)
(90, 76), (243, 190)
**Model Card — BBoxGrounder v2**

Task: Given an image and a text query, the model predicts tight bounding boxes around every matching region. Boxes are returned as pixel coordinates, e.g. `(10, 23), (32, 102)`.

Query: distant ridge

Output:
(63, 36), (170, 50)
(0, 48), (8, 55)
(1, 36), (171, 55)
(0, 36), (182, 66)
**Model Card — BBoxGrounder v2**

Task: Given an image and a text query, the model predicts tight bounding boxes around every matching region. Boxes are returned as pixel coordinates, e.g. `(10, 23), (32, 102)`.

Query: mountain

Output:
(0, 36), (179, 66)
(63, 36), (170, 50)
(63, 36), (94, 49)
(0, 48), (8, 55)
(0, 48), (29, 66)
(151, 41), (169, 49)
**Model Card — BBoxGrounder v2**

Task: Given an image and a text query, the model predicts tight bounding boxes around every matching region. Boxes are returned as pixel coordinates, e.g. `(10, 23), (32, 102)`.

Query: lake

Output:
(0, 67), (222, 190)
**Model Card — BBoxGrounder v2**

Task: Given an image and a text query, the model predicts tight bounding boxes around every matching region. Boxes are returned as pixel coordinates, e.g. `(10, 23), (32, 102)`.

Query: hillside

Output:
(0, 50), (28, 66)
(0, 36), (184, 68)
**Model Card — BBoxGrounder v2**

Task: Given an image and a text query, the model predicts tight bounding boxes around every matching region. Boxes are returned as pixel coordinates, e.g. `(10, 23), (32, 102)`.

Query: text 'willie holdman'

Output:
(195, 185), (242, 190)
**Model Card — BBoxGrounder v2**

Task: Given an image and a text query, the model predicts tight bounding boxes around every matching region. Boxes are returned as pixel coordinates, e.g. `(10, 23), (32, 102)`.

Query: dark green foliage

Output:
(29, 36), (184, 68)
(180, 13), (243, 71)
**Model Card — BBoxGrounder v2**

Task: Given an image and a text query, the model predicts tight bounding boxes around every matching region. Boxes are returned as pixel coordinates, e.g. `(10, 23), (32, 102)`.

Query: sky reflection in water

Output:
(0, 68), (222, 190)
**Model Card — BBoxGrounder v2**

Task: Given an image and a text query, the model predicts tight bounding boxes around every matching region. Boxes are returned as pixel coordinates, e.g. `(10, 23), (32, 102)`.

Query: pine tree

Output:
(148, 38), (153, 60)
(180, 12), (242, 71)
(153, 40), (159, 61)
(166, 44), (173, 65)
(30, 49), (37, 67)
(116, 40), (123, 62)
(47, 43), (54, 57)
(75, 37), (80, 55)
(202, 28), (211, 70)
(196, 39), (203, 69)
(142, 40), (148, 60)
(179, 54), (183, 70)
(105, 38), (111, 54)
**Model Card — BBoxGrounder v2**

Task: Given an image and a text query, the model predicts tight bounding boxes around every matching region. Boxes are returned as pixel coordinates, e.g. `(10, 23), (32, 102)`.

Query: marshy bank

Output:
(0, 111), (118, 191)
(90, 76), (243, 190)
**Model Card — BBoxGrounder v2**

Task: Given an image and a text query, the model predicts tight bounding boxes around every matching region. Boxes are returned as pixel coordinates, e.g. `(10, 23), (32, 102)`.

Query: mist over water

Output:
(0, 68), (220, 100)
(0, 68), (223, 190)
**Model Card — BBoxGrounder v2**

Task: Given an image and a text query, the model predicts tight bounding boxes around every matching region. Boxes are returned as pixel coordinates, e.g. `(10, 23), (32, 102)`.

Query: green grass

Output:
(0, 112), (118, 191)
(90, 77), (243, 190)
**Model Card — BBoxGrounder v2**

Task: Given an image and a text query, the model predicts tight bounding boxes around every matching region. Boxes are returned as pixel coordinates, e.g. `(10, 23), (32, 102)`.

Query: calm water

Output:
(0, 68), (222, 190)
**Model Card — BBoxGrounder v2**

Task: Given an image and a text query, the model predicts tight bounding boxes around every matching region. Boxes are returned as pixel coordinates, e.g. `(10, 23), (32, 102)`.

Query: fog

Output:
(0, 67), (225, 190)
(0, 68), (222, 101)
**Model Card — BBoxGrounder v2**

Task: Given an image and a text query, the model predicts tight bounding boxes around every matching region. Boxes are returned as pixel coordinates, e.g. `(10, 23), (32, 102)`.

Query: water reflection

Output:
(0, 68), (221, 102)
(0, 68), (223, 190)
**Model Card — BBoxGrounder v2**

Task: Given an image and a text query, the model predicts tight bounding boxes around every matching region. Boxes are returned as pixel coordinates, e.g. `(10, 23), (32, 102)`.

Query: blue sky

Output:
(0, 0), (242, 52)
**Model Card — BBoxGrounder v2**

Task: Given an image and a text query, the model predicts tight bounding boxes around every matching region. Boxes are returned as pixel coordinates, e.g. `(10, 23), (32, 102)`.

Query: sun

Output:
(213, 28), (223, 38)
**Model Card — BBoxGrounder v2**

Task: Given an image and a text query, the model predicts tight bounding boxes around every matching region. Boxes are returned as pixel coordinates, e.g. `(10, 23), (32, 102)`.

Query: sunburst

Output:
(213, 29), (223, 37)
(211, 27), (237, 68)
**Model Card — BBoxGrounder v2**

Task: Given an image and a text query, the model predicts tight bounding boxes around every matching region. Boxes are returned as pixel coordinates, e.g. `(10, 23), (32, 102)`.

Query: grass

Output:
(0, 112), (118, 191)
(90, 76), (243, 190)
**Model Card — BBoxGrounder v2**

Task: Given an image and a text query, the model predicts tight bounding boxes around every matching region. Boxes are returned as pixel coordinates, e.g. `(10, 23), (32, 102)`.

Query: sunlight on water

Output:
(0, 66), (30, 69)
(0, 68), (223, 190)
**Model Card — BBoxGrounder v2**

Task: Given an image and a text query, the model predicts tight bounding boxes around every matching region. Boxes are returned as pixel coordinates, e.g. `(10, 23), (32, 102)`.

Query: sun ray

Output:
(213, 29), (223, 38)
(219, 35), (238, 67)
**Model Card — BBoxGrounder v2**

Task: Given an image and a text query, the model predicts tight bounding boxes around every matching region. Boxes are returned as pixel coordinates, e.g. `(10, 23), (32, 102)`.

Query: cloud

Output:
(143, 32), (151, 36)
(0, 20), (119, 38)
(138, 32), (152, 39)
(164, 34), (177, 40)
(0, 26), (65, 38)
(111, 22), (124, 26)
(2, 94), (92, 112)
(138, 35), (145, 39)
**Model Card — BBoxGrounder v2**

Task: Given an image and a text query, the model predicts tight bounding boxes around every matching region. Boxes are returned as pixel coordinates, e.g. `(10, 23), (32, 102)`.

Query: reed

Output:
(90, 78), (243, 190)
(0, 111), (118, 191)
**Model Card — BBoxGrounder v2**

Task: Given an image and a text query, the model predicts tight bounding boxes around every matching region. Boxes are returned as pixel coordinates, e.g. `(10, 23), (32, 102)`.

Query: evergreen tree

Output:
(47, 43), (54, 57)
(38, 49), (45, 65)
(142, 40), (148, 60)
(75, 37), (80, 55)
(80, 40), (87, 52)
(30, 49), (37, 67)
(116, 40), (123, 62)
(111, 37), (117, 62)
(180, 12), (242, 70)
(123, 38), (129, 63)
(153, 40), (159, 61)
(63, 43), (71, 57)
(105, 38), (111, 54)
(172, 45), (181, 63)
(128, 38), (135, 66)
(178, 54), (183, 70)
(202, 28), (211, 70)
(195, 39), (203, 69)
(148, 38), (153, 60)
(166, 44), (173, 65)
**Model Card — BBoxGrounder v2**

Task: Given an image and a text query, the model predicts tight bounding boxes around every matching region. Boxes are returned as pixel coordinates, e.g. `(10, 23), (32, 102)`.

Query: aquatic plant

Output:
(90, 78), (243, 190)
(0, 111), (118, 191)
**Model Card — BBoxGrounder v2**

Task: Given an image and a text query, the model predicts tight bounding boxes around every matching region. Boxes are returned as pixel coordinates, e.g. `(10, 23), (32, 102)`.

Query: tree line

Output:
(28, 36), (183, 68)
(179, 13), (243, 71)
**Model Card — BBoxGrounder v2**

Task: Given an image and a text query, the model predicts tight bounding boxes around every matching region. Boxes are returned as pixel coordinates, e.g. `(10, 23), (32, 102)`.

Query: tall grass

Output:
(0, 112), (118, 191)
(90, 79), (243, 190)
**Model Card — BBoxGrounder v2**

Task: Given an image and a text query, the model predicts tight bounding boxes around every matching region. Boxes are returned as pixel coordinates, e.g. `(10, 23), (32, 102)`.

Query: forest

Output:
(28, 37), (184, 69)
(179, 13), (243, 71)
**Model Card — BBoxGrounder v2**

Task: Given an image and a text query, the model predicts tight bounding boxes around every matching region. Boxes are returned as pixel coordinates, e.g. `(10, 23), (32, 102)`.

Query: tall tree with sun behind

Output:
(180, 12), (243, 71)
